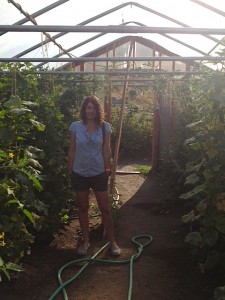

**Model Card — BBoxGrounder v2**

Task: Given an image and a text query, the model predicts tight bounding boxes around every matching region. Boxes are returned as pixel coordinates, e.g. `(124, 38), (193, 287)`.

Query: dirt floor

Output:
(0, 165), (220, 300)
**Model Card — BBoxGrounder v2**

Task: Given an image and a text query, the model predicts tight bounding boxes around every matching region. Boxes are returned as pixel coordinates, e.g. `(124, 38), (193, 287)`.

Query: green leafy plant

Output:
(0, 255), (23, 282)
(178, 72), (225, 273)
(135, 165), (151, 176)
(0, 91), (47, 279)
(0, 63), (106, 270)
(111, 107), (153, 160)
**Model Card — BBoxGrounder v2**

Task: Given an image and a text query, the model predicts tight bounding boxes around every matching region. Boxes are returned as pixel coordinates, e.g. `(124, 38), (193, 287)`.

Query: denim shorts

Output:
(70, 172), (109, 192)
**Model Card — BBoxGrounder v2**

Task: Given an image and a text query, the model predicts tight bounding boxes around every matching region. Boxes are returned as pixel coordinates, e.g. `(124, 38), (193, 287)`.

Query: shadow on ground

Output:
(0, 172), (217, 300)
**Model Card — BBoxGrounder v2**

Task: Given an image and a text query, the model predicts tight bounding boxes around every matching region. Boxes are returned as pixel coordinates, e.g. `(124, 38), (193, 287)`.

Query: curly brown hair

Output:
(80, 95), (104, 125)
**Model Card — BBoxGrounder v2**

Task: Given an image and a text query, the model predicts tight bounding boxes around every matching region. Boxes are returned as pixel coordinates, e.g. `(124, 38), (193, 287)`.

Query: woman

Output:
(67, 95), (121, 256)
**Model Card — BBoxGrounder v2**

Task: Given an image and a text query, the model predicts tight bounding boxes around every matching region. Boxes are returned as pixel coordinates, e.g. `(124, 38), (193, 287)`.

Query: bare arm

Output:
(67, 132), (76, 175)
(102, 132), (112, 170)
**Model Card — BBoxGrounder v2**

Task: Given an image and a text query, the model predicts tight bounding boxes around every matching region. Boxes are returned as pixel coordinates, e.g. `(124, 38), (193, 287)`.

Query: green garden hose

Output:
(48, 235), (153, 300)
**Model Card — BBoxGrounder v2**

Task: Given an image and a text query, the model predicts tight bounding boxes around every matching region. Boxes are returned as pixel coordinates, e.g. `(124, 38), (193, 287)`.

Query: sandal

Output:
(77, 242), (90, 256)
(110, 244), (121, 256)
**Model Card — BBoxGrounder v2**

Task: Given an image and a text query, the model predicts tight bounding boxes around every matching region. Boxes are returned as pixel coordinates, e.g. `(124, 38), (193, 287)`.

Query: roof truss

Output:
(1, 1), (225, 75)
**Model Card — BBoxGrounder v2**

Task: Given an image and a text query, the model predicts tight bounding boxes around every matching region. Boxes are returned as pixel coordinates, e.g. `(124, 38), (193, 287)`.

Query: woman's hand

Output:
(105, 168), (111, 176)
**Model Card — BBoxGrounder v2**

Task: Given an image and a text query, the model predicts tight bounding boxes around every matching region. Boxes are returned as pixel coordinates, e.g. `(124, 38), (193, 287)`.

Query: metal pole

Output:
(12, 2), (134, 58)
(0, 70), (206, 75)
(1, 25), (225, 34)
(0, 56), (224, 62)
(36, 20), (210, 68)
(0, 0), (69, 36)
(190, 0), (225, 18)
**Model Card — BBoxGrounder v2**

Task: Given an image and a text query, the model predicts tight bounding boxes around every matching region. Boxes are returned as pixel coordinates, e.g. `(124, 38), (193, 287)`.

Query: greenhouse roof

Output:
(1, 0), (225, 73)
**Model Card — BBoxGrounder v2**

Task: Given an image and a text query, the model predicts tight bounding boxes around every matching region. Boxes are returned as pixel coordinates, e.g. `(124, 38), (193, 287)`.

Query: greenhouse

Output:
(1, 1), (225, 299)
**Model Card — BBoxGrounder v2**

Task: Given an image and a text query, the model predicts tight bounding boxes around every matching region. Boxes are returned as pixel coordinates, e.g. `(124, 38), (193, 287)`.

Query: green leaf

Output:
(28, 158), (43, 169)
(28, 146), (43, 153)
(182, 210), (196, 223)
(22, 101), (38, 107)
(26, 150), (37, 159)
(186, 120), (203, 128)
(0, 110), (6, 119)
(184, 231), (202, 246)
(189, 143), (201, 151)
(6, 187), (15, 196)
(0, 257), (3, 267)
(29, 119), (46, 131)
(2, 268), (10, 281)
(22, 209), (35, 224)
(9, 108), (32, 114)
(17, 169), (43, 192)
(3, 95), (22, 108)
(184, 136), (196, 145)
(6, 262), (24, 272)
(28, 173), (43, 192)
(0, 150), (7, 159)
(7, 200), (19, 205)
(180, 184), (206, 200)
(184, 174), (200, 185)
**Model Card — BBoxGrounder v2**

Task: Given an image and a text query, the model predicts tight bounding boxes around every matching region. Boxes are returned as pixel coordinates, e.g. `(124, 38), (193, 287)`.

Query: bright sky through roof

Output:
(0, 0), (225, 66)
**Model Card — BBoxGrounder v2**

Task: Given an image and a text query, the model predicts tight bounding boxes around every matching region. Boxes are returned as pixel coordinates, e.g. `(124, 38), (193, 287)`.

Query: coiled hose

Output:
(48, 235), (153, 300)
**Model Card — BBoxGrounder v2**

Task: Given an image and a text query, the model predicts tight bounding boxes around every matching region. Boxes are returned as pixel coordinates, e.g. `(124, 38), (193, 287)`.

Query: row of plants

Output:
(182, 73), (225, 298)
(0, 64), (104, 280)
(111, 105), (152, 159)
(158, 69), (225, 298)
(4, 58), (225, 296)
(3, 59), (225, 300)
(0, 63), (154, 281)
(5, 59), (225, 298)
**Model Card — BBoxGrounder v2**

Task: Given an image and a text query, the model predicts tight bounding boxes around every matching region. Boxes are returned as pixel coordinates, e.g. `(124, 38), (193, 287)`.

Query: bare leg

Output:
(94, 190), (117, 246)
(76, 190), (90, 246)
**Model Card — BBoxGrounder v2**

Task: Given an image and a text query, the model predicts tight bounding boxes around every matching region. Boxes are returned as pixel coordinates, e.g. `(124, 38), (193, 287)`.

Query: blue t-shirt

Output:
(69, 120), (111, 177)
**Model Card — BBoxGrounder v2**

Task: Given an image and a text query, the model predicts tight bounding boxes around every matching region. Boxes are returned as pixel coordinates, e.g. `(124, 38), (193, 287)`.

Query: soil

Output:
(0, 164), (219, 300)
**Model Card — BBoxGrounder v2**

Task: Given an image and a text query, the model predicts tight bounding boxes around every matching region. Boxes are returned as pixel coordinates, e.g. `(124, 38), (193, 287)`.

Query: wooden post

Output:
(104, 81), (111, 123)
(151, 106), (160, 172)
(109, 77), (129, 194)
(108, 83), (112, 124)
(109, 41), (134, 194)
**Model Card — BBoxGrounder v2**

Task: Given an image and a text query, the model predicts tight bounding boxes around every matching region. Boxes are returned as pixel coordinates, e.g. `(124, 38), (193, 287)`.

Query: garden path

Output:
(0, 169), (216, 300)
